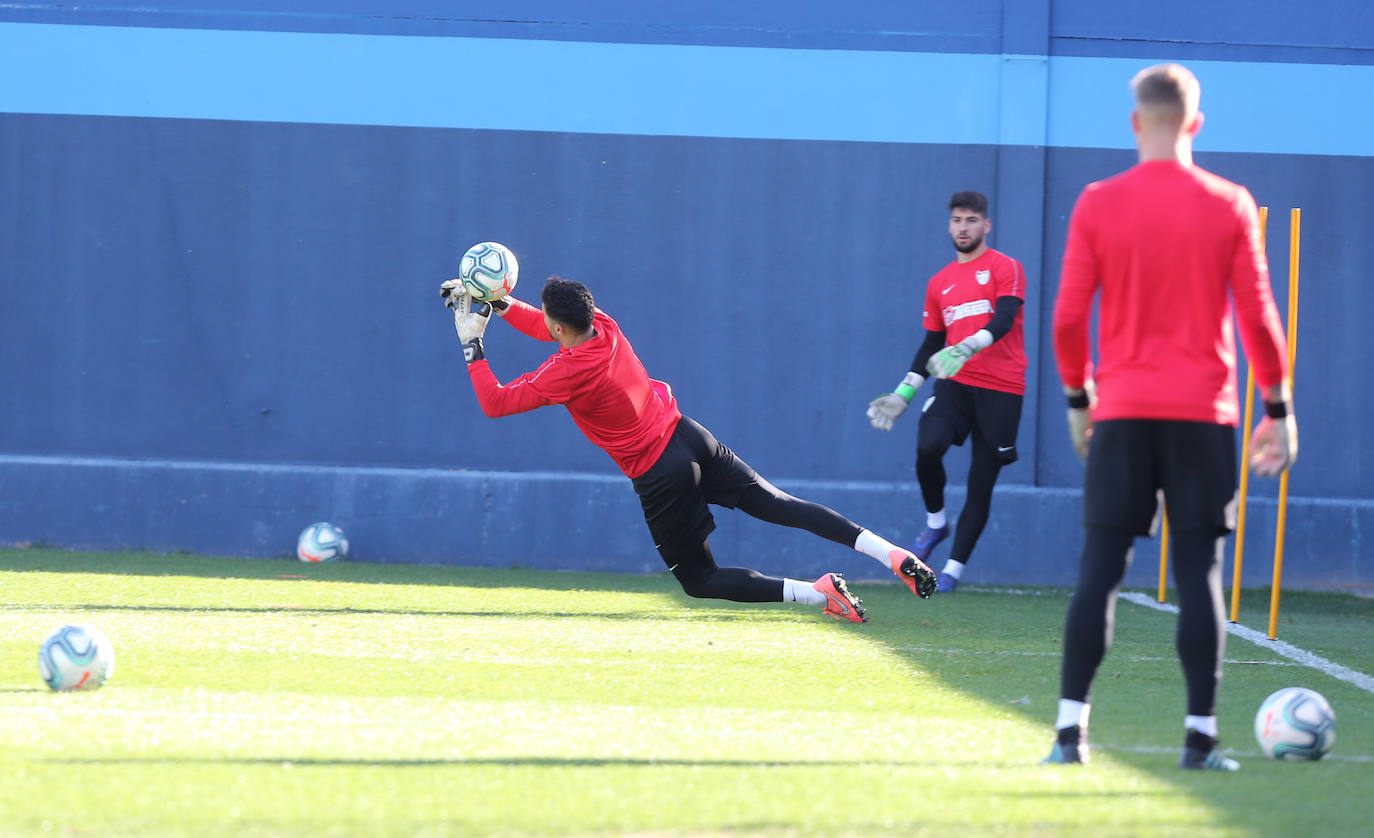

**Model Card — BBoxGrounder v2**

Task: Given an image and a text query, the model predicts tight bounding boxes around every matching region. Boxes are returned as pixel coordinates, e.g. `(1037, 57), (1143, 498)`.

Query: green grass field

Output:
(1, 548), (1371, 838)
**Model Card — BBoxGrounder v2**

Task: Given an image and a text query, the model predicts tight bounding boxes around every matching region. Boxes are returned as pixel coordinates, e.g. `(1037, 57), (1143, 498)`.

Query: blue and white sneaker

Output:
(910, 525), (949, 561)
(1041, 725), (1088, 765)
(935, 572), (959, 594)
(1179, 730), (1239, 771)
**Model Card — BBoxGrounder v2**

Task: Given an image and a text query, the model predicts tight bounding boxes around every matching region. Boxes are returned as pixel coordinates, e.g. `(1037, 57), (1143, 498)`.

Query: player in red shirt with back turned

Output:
(1044, 63), (1298, 772)
(866, 191), (1029, 594)
(437, 275), (940, 624)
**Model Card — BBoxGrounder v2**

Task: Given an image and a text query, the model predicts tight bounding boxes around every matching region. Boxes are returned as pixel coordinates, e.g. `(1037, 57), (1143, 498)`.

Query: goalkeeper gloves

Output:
(926, 330), (993, 379)
(441, 279), (513, 316)
(1249, 389), (1298, 476)
(1064, 381), (1096, 463)
(867, 371), (925, 431)
(451, 293), (493, 364)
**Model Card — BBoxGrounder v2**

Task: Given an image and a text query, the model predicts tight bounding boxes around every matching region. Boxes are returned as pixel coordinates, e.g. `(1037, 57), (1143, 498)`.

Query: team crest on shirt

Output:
(975, 269), (991, 285)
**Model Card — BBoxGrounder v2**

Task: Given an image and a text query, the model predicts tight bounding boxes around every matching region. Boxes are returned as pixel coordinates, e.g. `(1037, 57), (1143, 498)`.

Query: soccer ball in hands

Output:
(1254, 686), (1336, 760)
(38, 624), (115, 691)
(297, 522), (349, 562)
(458, 241), (519, 302)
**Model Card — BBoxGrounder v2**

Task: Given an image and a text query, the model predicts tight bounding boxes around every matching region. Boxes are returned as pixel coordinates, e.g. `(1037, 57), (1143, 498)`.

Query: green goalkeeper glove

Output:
(867, 371), (925, 431)
(926, 330), (993, 379)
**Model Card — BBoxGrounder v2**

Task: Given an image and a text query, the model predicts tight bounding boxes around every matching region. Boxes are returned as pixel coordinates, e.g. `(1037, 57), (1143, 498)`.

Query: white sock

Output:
(941, 559), (966, 580)
(1056, 699), (1090, 730)
(854, 529), (903, 569)
(927, 509), (947, 529)
(1185, 715), (1218, 737)
(783, 578), (827, 607)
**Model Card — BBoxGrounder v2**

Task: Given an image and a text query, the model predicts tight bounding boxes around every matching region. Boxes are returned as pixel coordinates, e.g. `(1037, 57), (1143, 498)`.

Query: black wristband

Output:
(1066, 391), (1090, 410)
(1264, 400), (1289, 419)
(463, 337), (485, 364)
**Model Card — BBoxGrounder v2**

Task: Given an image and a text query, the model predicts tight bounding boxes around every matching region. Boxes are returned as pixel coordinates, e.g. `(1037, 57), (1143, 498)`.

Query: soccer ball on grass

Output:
(458, 241), (519, 302)
(38, 624), (115, 691)
(1254, 686), (1336, 760)
(297, 522), (349, 562)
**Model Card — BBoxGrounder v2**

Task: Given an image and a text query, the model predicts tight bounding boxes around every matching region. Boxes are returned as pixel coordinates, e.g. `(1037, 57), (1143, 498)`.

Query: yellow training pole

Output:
(1158, 511), (1170, 602)
(1268, 208), (1301, 639)
(1230, 206), (1267, 622)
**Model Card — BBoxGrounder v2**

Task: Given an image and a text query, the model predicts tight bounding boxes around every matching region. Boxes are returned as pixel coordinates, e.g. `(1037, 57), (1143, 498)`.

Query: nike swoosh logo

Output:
(823, 591), (851, 615)
(943, 284), (956, 294)
(998, 445), (1015, 452)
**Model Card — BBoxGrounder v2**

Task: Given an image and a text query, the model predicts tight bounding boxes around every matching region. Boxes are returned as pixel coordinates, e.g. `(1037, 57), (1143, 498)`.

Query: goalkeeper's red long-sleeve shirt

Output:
(1053, 160), (1289, 426)
(465, 299), (681, 478)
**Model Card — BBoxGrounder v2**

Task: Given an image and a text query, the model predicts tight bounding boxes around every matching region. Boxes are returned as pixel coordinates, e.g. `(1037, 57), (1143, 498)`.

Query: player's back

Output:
(1074, 160), (1255, 423)
(558, 310), (681, 477)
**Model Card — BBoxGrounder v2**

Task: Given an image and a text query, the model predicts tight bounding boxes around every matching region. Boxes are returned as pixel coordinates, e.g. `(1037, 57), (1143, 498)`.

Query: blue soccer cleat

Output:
(1179, 730), (1239, 771)
(935, 572), (959, 594)
(910, 525), (949, 562)
(1042, 725), (1089, 765)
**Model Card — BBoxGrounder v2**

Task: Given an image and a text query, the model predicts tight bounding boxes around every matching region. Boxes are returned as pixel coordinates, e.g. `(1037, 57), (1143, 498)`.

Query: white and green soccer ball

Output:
(458, 241), (519, 302)
(1255, 686), (1336, 761)
(38, 624), (115, 692)
(297, 521), (349, 563)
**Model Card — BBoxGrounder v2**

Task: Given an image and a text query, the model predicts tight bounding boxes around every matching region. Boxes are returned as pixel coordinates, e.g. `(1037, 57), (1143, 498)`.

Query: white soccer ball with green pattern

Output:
(38, 624), (115, 691)
(297, 522), (349, 563)
(459, 241), (519, 302)
(1255, 686), (1336, 760)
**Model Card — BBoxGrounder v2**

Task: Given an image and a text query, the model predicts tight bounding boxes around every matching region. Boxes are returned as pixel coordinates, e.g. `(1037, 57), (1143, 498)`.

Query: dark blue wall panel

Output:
(0, 113), (1014, 484)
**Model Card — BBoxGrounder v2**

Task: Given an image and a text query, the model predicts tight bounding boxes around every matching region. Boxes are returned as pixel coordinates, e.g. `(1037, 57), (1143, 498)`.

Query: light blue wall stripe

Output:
(1047, 55), (1374, 158)
(2, 22), (1370, 157)
(0, 22), (1001, 144)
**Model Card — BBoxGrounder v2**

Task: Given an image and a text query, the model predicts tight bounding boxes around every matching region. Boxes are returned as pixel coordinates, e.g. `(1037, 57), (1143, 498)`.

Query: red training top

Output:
(1054, 160), (1288, 425)
(466, 299), (682, 478)
(923, 248), (1028, 395)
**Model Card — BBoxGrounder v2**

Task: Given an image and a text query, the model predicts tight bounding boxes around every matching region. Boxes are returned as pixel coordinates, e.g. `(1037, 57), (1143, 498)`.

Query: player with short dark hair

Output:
(1046, 63), (1296, 771)
(866, 191), (1028, 593)
(438, 275), (939, 623)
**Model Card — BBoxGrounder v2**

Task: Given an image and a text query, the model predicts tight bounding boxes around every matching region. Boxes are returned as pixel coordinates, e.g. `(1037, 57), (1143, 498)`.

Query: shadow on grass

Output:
(0, 548), (683, 594)
(850, 581), (1374, 838)
(41, 755), (1184, 780)
(0, 601), (767, 623)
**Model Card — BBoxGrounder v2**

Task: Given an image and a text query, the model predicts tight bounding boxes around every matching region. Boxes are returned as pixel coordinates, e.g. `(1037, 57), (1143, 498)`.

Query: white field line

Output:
(1119, 592), (1374, 695)
(1096, 742), (1373, 764)
(886, 644), (1301, 667)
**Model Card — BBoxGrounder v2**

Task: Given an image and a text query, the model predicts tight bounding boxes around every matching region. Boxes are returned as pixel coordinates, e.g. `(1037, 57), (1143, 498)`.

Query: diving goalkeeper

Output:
(440, 275), (938, 623)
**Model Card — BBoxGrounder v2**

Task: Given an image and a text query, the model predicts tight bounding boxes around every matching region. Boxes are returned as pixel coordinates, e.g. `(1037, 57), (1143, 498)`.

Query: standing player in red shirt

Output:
(867, 191), (1028, 593)
(438, 275), (939, 624)
(1045, 64), (1297, 771)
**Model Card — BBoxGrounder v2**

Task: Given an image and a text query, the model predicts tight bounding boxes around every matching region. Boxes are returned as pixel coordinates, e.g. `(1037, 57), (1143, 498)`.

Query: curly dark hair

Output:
(541, 276), (595, 333)
(949, 190), (989, 217)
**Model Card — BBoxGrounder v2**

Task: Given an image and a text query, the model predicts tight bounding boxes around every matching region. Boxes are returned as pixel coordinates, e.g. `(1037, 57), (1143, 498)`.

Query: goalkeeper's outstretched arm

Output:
(866, 330), (945, 431)
(491, 297), (559, 342)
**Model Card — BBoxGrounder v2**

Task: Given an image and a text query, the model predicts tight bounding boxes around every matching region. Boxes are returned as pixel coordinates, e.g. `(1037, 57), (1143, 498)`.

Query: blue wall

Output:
(1, 2), (1370, 589)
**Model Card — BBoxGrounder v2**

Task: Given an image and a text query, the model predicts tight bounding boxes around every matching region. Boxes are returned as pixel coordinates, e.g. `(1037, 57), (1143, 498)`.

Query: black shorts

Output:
(919, 378), (1024, 464)
(1084, 419), (1238, 537)
(631, 416), (760, 550)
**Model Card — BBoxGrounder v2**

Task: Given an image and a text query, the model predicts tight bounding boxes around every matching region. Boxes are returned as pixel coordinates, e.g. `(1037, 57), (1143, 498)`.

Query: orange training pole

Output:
(1157, 512), (1170, 602)
(1230, 206), (1267, 622)
(1268, 208), (1300, 639)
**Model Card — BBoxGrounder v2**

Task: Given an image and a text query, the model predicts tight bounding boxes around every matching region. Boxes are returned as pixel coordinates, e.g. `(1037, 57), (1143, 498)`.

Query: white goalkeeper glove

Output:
(926, 329), (993, 379)
(1065, 381), (1096, 463)
(1249, 389), (1298, 476)
(451, 294), (494, 364)
(867, 371), (925, 431)
(441, 280), (514, 317)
